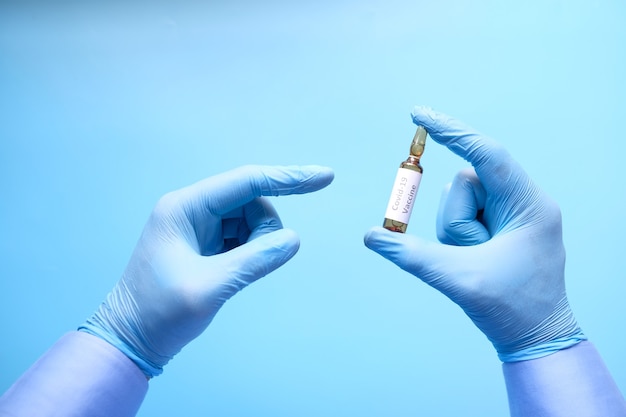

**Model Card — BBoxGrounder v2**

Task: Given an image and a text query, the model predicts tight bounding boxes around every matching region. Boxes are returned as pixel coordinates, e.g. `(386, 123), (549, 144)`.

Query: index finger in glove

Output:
(184, 165), (335, 216)
(411, 106), (529, 197)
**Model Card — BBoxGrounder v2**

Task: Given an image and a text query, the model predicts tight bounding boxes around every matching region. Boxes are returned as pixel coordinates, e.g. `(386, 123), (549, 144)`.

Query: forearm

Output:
(503, 341), (626, 417)
(0, 331), (148, 417)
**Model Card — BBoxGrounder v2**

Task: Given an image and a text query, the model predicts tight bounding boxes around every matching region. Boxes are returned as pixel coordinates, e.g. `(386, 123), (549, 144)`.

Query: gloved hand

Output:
(80, 165), (334, 377)
(364, 107), (585, 362)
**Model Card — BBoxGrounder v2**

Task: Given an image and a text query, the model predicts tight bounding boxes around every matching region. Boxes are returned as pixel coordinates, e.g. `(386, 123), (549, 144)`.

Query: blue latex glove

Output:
(80, 165), (334, 377)
(364, 107), (585, 361)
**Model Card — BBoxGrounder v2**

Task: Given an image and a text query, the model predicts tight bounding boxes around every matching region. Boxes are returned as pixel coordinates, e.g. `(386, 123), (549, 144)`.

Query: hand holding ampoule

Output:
(367, 106), (581, 359)
(364, 106), (626, 416)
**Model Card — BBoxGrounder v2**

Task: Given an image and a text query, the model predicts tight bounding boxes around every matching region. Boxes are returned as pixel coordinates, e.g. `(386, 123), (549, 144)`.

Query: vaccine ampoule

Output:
(382, 126), (428, 233)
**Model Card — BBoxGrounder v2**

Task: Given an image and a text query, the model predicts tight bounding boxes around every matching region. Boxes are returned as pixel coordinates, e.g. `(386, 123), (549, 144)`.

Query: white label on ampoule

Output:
(384, 167), (422, 223)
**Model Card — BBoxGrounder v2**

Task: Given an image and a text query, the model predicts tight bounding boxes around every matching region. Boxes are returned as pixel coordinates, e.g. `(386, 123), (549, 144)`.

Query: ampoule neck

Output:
(405, 155), (421, 165)
(400, 155), (422, 172)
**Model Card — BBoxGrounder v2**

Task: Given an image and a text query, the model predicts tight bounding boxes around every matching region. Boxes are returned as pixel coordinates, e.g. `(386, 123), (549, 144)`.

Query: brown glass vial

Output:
(382, 126), (427, 233)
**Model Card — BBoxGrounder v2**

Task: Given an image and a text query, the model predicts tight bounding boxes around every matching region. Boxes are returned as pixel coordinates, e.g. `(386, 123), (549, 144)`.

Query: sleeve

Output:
(503, 341), (626, 417)
(0, 331), (149, 417)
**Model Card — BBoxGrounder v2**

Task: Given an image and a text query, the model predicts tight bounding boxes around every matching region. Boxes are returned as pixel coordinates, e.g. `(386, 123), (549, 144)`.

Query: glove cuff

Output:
(78, 281), (168, 378)
(497, 296), (587, 362)
(498, 331), (587, 362)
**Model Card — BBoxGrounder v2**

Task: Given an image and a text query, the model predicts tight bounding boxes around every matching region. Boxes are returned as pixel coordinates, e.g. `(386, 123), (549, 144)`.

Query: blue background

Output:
(1, 1), (624, 415)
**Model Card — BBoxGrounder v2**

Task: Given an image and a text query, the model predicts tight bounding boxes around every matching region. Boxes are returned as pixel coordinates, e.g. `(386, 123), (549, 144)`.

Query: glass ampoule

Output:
(382, 126), (428, 233)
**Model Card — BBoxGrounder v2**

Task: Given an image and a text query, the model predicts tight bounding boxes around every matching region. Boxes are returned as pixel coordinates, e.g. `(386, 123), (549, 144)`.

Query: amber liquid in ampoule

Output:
(382, 126), (427, 233)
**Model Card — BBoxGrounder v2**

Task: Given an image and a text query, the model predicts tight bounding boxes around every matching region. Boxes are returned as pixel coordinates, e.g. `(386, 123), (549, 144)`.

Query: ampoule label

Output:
(384, 167), (422, 224)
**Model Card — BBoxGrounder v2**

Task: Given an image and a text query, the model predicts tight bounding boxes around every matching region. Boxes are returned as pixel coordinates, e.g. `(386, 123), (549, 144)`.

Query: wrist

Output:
(78, 320), (164, 378)
(503, 341), (626, 416)
(0, 332), (149, 416)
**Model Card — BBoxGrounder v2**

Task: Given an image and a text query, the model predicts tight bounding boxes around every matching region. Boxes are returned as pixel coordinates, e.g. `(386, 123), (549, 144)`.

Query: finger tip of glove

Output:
(275, 228), (301, 265)
(254, 228), (301, 264)
(411, 105), (437, 127)
(274, 227), (300, 247)
(250, 228), (300, 255)
(314, 165), (335, 186)
(363, 226), (392, 249)
(296, 165), (335, 191)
